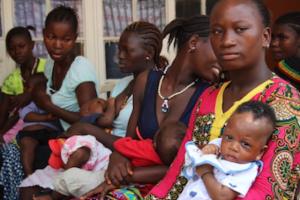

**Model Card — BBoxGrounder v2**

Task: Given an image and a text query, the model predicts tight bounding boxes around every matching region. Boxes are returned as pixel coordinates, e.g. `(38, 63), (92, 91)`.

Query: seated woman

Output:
(80, 15), (221, 199)
(147, 1), (300, 199)
(0, 26), (46, 143)
(0, 6), (98, 200)
(20, 20), (168, 199)
(270, 11), (300, 90)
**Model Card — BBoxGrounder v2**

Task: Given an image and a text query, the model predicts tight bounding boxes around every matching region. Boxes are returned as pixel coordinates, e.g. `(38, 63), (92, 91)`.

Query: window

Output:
(102, 0), (167, 79)
(13, 0), (84, 58)
(176, 0), (200, 18)
(0, 0), (2, 37)
(0, 0), (174, 86)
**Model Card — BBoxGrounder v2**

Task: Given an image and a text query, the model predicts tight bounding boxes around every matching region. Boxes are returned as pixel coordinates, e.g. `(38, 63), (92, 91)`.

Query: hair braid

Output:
(163, 15), (210, 51)
(124, 21), (163, 68)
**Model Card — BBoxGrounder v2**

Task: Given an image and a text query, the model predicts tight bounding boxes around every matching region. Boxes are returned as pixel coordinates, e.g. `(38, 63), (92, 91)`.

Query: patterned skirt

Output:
(0, 143), (24, 200)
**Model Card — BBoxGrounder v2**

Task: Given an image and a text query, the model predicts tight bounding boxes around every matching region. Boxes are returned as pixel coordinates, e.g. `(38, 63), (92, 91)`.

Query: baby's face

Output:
(80, 98), (106, 117)
(220, 112), (270, 164)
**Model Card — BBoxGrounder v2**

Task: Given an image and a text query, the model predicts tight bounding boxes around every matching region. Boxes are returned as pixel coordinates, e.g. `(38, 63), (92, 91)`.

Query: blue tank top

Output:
(137, 69), (209, 139)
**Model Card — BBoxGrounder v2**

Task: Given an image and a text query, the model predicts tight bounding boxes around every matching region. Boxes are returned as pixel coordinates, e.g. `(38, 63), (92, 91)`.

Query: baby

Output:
(79, 97), (116, 128)
(47, 97), (117, 172)
(178, 101), (276, 200)
(46, 121), (186, 199)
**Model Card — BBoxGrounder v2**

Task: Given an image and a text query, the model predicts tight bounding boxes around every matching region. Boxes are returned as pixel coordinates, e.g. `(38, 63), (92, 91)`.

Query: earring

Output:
(145, 56), (150, 60)
(188, 46), (196, 53)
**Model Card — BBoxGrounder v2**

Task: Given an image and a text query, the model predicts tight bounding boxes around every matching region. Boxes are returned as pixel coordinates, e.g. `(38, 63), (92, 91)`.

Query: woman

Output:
(270, 11), (300, 90)
(1, 6), (98, 200)
(147, 0), (300, 199)
(20, 20), (167, 199)
(82, 15), (221, 199)
(64, 20), (168, 149)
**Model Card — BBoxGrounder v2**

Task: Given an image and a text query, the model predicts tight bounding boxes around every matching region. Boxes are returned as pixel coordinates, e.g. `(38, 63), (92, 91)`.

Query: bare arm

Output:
(23, 112), (55, 122)
(125, 165), (168, 184)
(196, 165), (238, 200)
(0, 95), (19, 138)
(125, 71), (149, 138)
(35, 82), (97, 124)
(66, 122), (120, 150)
(0, 94), (11, 128)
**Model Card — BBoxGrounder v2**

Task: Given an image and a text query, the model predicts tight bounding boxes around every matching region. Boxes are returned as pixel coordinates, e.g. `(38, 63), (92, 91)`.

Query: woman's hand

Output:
(32, 86), (52, 110)
(9, 92), (31, 110)
(80, 182), (117, 200)
(105, 151), (133, 186)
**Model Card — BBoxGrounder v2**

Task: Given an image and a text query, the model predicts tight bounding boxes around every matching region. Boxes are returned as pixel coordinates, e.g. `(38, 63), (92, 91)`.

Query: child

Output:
(79, 97), (116, 128)
(0, 26), (46, 143)
(36, 121), (186, 200)
(178, 101), (276, 200)
(17, 74), (62, 176)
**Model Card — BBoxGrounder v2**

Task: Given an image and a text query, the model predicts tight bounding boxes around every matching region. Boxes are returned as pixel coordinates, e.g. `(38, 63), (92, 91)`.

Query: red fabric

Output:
(113, 137), (163, 167)
(48, 138), (65, 169)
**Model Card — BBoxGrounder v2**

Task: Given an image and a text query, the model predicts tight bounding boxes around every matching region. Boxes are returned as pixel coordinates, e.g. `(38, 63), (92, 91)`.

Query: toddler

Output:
(178, 101), (276, 200)
(18, 74), (62, 176)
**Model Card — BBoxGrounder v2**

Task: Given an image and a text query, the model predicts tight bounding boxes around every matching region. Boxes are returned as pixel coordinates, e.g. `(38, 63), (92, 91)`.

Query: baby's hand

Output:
(46, 113), (57, 121)
(106, 98), (115, 108)
(201, 144), (219, 155)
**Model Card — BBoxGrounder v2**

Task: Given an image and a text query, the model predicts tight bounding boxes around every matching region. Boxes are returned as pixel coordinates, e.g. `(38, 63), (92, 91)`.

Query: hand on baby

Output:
(201, 144), (219, 155)
(46, 113), (57, 121)
(80, 181), (117, 200)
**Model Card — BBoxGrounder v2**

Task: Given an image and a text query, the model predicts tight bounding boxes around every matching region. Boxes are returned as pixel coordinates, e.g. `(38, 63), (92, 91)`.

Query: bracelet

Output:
(200, 171), (212, 179)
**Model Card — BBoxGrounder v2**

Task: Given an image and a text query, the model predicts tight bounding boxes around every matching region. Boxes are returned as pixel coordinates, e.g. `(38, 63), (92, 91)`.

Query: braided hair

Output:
(45, 5), (78, 34)
(123, 21), (163, 68)
(163, 15), (210, 51)
(6, 26), (35, 51)
(274, 12), (300, 35)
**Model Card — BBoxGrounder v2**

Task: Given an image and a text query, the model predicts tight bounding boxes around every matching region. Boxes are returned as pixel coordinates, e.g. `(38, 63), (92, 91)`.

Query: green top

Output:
(1, 58), (46, 95)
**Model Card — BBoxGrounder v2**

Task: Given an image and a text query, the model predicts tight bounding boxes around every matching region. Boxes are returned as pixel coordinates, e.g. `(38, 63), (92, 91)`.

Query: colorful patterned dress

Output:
(146, 76), (300, 200)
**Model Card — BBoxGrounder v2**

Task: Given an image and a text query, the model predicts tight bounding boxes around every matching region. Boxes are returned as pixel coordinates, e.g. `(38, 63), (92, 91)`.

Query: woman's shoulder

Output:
(269, 76), (299, 97)
(111, 75), (134, 97)
(264, 76), (300, 121)
(71, 56), (95, 71)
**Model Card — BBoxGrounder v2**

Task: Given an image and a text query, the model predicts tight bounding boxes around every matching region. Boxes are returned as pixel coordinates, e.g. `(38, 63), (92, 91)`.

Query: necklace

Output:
(158, 65), (198, 113)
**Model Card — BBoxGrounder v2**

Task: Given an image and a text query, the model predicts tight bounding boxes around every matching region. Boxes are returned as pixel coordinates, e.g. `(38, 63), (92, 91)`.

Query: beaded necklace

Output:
(157, 65), (198, 113)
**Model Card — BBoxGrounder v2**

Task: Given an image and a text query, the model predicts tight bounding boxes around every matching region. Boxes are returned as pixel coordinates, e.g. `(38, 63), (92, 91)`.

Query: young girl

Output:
(270, 12), (300, 90)
(0, 26), (46, 143)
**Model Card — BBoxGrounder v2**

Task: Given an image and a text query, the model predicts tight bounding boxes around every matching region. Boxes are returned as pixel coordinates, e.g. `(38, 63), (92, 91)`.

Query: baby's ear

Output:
(256, 145), (268, 160)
